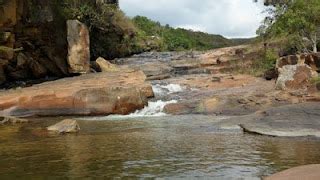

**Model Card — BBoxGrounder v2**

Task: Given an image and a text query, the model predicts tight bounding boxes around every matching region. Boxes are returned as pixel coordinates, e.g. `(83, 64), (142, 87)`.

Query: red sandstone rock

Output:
(265, 164), (320, 180)
(0, 70), (154, 117)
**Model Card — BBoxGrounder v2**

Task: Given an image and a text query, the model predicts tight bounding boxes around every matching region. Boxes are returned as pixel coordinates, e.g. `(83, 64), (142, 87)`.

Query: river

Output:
(1, 115), (320, 179)
(1, 83), (320, 179)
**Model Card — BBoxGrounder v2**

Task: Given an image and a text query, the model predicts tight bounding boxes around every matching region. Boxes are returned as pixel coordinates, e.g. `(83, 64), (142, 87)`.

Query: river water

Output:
(1, 84), (320, 179)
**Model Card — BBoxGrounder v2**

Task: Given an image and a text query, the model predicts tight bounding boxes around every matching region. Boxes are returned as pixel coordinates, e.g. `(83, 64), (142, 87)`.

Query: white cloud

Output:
(119, 0), (266, 38)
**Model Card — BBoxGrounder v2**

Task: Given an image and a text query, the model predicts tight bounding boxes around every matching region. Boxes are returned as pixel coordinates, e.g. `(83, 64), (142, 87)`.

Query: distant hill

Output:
(132, 16), (253, 52)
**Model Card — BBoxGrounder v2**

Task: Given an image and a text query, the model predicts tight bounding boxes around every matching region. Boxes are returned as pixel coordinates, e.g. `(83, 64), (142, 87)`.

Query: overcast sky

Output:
(120, 0), (267, 38)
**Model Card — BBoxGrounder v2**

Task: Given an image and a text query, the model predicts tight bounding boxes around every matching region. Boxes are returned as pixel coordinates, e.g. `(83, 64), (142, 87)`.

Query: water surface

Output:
(1, 115), (320, 179)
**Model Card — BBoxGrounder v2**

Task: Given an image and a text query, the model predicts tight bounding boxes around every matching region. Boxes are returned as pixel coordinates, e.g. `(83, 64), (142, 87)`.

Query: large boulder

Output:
(67, 20), (90, 74)
(47, 119), (80, 134)
(275, 65), (317, 90)
(0, 70), (154, 117)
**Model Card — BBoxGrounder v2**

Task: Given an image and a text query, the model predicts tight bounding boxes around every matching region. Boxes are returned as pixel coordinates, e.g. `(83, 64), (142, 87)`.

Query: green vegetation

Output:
(63, 2), (146, 59)
(312, 77), (320, 84)
(132, 16), (237, 51)
(258, 0), (320, 53)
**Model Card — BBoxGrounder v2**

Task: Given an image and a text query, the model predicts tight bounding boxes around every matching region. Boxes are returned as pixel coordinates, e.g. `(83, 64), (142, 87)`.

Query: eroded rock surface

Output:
(0, 70), (154, 117)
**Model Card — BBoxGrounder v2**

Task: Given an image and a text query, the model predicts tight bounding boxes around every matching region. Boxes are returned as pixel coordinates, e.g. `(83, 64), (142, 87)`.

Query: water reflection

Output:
(1, 116), (320, 179)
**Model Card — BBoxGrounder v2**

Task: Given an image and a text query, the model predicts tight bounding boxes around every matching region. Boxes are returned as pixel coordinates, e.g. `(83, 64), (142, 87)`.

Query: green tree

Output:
(258, 0), (320, 52)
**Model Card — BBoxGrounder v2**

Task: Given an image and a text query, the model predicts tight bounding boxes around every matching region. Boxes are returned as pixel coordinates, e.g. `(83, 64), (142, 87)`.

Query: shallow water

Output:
(1, 115), (320, 179)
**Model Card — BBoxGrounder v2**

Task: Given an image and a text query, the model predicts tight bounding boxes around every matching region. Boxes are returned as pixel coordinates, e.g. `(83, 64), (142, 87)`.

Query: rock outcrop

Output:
(275, 64), (317, 90)
(266, 164), (320, 180)
(240, 102), (320, 137)
(0, 70), (154, 117)
(47, 119), (80, 134)
(67, 20), (90, 74)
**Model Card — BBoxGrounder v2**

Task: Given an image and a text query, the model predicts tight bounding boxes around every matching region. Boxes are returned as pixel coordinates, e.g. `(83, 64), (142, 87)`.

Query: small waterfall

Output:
(80, 84), (183, 120)
(120, 100), (178, 117)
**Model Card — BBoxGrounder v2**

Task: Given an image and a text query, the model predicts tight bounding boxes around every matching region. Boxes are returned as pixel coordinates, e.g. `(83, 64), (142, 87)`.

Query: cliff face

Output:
(0, 0), (119, 88)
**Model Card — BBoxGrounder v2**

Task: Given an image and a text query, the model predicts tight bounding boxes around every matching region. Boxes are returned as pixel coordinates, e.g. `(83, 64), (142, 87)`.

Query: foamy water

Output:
(152, 84), (184, 97)
(79, 84), (184, 120)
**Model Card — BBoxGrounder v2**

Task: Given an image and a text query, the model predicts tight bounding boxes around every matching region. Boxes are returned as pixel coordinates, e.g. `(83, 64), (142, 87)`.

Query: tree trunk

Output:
(312, 33), (318, 53)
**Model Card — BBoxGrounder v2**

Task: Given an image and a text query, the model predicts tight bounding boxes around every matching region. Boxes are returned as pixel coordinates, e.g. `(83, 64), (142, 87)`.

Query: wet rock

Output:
(0, 116), (29, 124)
(0, 46), (14, 60)
(67, 20), (90, 74)
(276, 65), (317, 90)
(266, 164), (320, 180)
(0, 70), (153, 117)
(96, 57), (119, 72)
(47, 119), (80, 134)
(240, 102), (320, 137)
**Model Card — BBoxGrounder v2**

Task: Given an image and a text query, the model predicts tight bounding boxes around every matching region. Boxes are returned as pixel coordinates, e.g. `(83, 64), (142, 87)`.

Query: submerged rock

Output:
(276, 65), (317, 90)
(0, 116), (29, 124)
(0, 70), (154, 117)
(266, 164), (320, 180)
(47, 119), (80, 134)
(67, 20), (90, 74)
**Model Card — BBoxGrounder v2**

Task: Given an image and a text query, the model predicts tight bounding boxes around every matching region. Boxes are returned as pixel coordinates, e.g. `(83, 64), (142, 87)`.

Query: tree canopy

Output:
(258, 0), (320, 53)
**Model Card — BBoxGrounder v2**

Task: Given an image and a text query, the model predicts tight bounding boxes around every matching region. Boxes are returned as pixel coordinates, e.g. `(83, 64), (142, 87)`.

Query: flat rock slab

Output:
(241, 102), (320, 137)
(0, 71), (153, 117)
(266, 164), (320, 180)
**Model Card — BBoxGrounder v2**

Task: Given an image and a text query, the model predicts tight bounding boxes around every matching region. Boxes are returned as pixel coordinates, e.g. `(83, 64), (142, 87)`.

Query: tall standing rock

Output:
(67, 20), (90, 74)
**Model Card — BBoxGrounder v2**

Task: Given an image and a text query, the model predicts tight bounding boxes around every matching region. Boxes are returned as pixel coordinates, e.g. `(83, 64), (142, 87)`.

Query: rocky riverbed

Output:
(0, 46), (320, 178)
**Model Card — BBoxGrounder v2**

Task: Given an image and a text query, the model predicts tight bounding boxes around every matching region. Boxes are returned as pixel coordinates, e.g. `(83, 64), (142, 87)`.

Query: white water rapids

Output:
(79, 84), (183, 120)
